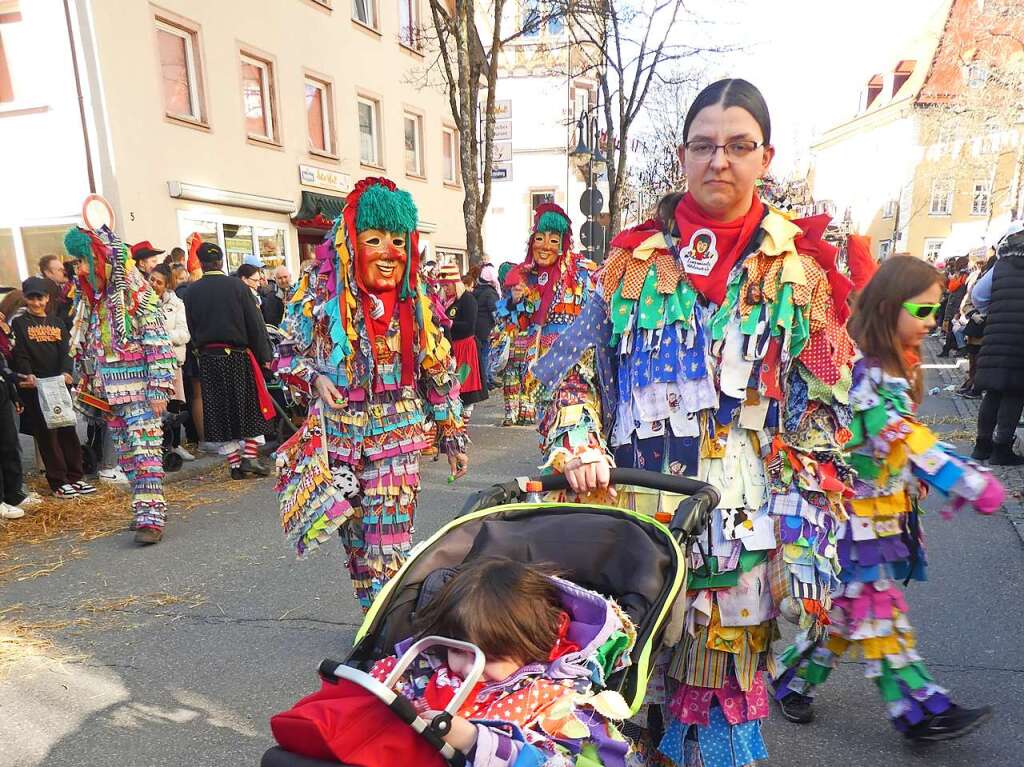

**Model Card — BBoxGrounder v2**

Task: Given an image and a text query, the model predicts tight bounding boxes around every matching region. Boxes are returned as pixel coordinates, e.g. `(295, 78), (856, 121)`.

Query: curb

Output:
(922, 337), (1024, 543)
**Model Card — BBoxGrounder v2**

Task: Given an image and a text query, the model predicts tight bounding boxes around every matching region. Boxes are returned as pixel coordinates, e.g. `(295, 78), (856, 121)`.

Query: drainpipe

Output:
(62, 0), (96, 193)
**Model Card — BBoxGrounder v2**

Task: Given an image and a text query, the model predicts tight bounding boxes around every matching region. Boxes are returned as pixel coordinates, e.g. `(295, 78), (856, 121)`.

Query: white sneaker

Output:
(98, 468), (128, 484)
(173, 445), (196, 461)
(0, 502), (25, 519)
(16, 492), (42, 508)
(54, 484), (79, 499)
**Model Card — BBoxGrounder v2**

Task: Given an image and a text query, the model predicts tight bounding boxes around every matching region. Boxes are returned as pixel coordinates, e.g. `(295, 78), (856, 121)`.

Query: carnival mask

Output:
(357, 229), (408, 293)
(532, 231), (563, 267)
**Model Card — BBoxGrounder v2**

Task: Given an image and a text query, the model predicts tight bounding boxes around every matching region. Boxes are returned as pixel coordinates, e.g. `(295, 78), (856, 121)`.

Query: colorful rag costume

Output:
(771, 356), (1003, 732)
(64, 226), (176, 530)
(496, 204), (591, 425)
(533, 194), (858, 767)
(369, 576), (636, 766)
(273, 177), (468, 611)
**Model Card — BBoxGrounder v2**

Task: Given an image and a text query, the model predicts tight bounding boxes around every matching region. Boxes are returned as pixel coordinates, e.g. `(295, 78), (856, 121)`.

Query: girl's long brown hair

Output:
(848, 255), (942, 404)
(0, 289), (25, 320)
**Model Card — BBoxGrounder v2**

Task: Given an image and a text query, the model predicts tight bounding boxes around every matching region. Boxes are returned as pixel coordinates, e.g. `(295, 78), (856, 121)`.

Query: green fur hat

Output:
(355, 183), (418, 233)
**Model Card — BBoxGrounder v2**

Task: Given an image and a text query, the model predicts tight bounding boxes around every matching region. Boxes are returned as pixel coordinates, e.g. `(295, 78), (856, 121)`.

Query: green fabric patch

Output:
(637, 266), (665, 330)
(609, 282), (634, 345)
(848, 452), (880, 481)
(536, 210), (569, 234)
(594, 630), (631, 678)
(688, 550), (767, 590)
(800, 660), (833, 686)
(355, 183), (418, 233)
(576, 744), (602, 767)
(710, 272), (743, 340)
(664, 281), (697, 327)
(863, 403), (890, 437)
(790, 306), (809, 357)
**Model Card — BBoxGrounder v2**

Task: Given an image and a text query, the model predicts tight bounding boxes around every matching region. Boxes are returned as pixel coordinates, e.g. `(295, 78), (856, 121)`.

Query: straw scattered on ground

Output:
(76, 591), (207, 614)
(0, 463), (240, 585)
(0, 604), (90, 677)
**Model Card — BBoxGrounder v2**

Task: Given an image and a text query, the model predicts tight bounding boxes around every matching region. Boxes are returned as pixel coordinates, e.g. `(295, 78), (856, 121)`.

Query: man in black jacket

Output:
(183, 243), (274, 479)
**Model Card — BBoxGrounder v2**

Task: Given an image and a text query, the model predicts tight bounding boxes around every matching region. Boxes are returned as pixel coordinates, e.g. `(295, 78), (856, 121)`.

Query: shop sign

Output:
(299, 164), (351, 193)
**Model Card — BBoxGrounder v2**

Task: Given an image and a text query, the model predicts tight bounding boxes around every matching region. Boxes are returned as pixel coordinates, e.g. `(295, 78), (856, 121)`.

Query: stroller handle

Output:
(459, 468), (719, 540)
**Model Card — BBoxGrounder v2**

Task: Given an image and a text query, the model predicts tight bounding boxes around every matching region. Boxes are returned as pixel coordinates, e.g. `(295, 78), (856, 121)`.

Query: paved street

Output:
(1, 372), (1022, 767)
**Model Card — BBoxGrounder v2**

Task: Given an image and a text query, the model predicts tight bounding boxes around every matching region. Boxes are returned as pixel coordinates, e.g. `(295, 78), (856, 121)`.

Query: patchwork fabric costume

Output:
(495, 204), (591, 425)
(273, 177), (468, 611)
(370, 576), (637, 766)
(772, 356), (1003, 732)
(64, 226), (176, 531)
(533, 194), (858, 767)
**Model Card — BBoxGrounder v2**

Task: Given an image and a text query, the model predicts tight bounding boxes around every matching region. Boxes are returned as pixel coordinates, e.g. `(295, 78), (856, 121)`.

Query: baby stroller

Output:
(261, 468), (720, 767)
(265, 325), (305, 443)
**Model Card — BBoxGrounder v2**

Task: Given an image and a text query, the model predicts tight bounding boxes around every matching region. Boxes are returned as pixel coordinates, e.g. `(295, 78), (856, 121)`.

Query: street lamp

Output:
(570, 106), (607, 261)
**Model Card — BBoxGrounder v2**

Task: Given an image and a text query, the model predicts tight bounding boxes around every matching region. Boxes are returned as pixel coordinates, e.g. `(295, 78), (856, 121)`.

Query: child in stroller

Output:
(366, 556), (635, 765)
(265, 469), (719, 767)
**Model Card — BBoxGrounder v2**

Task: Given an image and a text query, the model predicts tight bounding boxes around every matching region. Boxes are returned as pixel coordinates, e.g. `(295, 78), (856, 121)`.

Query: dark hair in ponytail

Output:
(683, 79), (771, 145)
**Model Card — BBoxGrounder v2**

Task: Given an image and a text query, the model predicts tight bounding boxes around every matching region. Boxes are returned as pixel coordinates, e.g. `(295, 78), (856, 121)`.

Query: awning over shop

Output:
(292, 191), (346, 233)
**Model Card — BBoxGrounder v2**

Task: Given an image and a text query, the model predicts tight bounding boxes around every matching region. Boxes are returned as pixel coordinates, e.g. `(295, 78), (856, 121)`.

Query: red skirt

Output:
(452, 336), (482, 395)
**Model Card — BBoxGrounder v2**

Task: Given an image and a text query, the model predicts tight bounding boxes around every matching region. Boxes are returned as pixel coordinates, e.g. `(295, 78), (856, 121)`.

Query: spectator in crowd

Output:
(439, 263), (486, 417)
(938, 256), (969, 357)
(972, 221), (1024, 465)
(0, 289), (26, 362)
(183, 243), (274, 479)
(469, 263), (500, 391)
(237, 263), (265, 307)
(172, 264), (191, 296)
(957, 254), (995, 399)
(150, 264), (194, 462)
(260, 265), (291, 327)
(38, 254), (73, 328)
(0, 291), (41, 518)
(130, 241), (164, 276)
(11, 277), (95, 499)
(165, 247), (187, 267)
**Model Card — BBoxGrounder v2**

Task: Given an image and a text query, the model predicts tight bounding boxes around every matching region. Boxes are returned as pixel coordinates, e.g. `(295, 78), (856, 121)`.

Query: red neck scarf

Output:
(672, 191), (764, 305)
(534, 262), (560, 322)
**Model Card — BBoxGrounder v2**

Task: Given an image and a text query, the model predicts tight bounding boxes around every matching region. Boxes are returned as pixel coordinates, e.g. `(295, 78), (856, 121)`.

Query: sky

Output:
(650, 0), (951, 177)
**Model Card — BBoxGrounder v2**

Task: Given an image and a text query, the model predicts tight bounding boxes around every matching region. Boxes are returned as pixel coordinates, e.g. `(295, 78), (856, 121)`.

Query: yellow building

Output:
(810, 0), (1023, 263)
(0, 0), (466, 285)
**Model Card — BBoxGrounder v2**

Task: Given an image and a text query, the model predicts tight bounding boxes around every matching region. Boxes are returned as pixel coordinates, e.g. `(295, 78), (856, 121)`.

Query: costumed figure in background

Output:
(64, 217), (177, 545)
(273, 177), (469, 611)
(772, 256), (1000, 742)
(533, 79), (858, 766)
(495, 204), (592, 426)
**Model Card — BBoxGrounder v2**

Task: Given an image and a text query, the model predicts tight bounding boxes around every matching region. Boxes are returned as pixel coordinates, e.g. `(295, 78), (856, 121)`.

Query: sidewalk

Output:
(921, 336), (1024, 540)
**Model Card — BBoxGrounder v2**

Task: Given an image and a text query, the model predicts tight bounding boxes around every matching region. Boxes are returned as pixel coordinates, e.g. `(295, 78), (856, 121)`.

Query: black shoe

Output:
(240, 457), (271, 477)
(230, 467), (245, 480)
(971, 437), (994, 461)
(989, 443), (1024, 466)
(906, 704), (992, 743)
(777, 692), (815, 724)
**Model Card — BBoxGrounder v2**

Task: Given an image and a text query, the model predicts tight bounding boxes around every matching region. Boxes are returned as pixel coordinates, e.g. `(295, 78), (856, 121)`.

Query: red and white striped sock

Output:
(242, 439), (259, 459)
(227, 450), (241, 469)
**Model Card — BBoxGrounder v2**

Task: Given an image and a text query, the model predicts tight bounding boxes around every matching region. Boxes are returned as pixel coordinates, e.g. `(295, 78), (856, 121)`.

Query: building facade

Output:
(0, 0), (466, 286)
(810, 0), (1023, 263)
(479, 3), (606, 264)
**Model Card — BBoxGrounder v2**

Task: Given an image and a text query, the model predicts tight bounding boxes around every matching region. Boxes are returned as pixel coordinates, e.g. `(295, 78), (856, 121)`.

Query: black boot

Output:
(776, 692), (815, 724)
(989, 443), (1024, 466)
(241, 457), (271, 477)
(971, 436), (993, 461)
(905, 704), (992, 743)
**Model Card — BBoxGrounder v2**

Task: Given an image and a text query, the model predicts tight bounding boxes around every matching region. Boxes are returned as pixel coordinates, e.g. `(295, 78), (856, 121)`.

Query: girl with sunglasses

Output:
(772, 255), (1002, 743)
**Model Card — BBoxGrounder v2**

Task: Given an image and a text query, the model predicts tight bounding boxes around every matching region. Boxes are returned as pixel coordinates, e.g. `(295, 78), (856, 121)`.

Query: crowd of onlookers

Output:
(934, 221), (1024, 466)
(0, 241), (302, 521)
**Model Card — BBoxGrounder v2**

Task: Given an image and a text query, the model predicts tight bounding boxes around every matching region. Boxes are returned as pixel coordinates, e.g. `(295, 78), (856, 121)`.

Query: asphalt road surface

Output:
(1, 392), (1021, 767)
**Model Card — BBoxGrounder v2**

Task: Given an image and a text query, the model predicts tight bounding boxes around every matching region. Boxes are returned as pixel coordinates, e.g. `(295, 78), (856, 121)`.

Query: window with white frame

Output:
(155, 19), (204, 122)
(352, 0), (377, 28)
(398, 0), (419, 47)
(882, 199), (897, 219)
(929, 177), (954, 215)
(442, 126), (458, 183)
(971, 180), (990, 215)
(358, 96), (382, 165)
(305, 77), (334, 155)
(179, 213), (289, 274)
(240, 53), (276, 141)
(923, 238), (945, 262)
(879, 239), (893, 260)
(967, 61), (988, 89)
(530, 190), (555, 225)
(573, 87), (590, 122)
(404, 112), (424, 176)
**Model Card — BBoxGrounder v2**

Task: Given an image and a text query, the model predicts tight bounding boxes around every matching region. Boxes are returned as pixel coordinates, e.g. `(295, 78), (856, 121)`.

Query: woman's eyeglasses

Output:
(902, 301), (941, 319)
(683, 140), (763, 161)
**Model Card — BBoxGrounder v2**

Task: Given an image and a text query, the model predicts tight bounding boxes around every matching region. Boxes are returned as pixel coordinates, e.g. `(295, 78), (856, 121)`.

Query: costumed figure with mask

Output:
(273, 177), (469, 611)
(64, 223), (177, 545)
(532, 79), (858, 766)
(495, 204), (591, 426)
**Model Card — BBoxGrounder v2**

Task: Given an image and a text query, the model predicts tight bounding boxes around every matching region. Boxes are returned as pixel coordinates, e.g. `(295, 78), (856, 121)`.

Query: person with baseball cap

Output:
(130, 241), (165, 276)
(182, 243), (274, 479)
